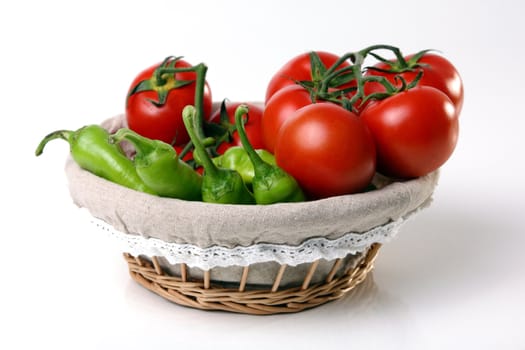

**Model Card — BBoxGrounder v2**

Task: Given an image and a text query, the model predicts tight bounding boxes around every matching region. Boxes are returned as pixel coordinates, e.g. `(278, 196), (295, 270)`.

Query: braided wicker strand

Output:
(123, 243), (381, 315)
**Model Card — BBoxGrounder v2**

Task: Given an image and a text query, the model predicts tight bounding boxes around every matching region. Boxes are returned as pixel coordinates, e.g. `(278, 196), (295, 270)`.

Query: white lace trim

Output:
(84, 209), (416, 269)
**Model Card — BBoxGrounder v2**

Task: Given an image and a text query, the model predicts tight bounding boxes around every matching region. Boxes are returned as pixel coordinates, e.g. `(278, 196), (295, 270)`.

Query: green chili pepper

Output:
(35, 125), (156, 194)
(200, 146), (276, 186)
(183, 105), (254, 204)
(110, 128), (202, 201)
(234, 105), (306, 204)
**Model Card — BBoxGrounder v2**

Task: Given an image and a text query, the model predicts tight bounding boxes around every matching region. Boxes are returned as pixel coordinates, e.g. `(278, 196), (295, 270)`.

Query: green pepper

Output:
(110, 128), (202, 201)
(35, 125), (156, 194)
(234, 105), (306, 204)
(183, 105), (254, 204)
(203, 146), (276, 186)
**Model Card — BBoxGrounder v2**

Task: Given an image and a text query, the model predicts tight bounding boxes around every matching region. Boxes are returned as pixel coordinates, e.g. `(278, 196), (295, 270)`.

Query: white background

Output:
(2, 0), (525, 349)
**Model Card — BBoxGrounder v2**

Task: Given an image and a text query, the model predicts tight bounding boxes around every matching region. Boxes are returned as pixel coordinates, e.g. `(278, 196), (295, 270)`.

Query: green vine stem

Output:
(153, 56), (187, 84)
(310, 44), (427, 113)
(357, 44), (408, 68)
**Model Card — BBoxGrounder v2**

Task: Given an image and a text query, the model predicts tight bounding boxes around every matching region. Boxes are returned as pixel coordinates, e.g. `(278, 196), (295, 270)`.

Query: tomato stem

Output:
(347, 53), (366, 111)
(127, 56), (200, 108)
(301, 45), (427, 113)
(323, 52), (355, 77)
(153, 66), (200, 84)
(151, 58), (208, 134)
(320, 65), (354, 93)
(153, 56), (176, 84)
(357, 75), (397, 107)
(358, 44), (408, 68)
(362, 75), (397, 94)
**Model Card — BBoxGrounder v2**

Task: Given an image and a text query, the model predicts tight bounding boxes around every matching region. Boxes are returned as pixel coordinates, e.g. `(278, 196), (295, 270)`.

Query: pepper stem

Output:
(111, 128), (160, 159)
(35, 130), (73, 156)
(193, 63), (208, 140)
(182, 105), (218, 177)
(234, 105), (268, 171)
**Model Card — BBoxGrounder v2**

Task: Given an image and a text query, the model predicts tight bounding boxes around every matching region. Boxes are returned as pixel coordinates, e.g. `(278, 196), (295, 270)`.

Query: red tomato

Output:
(262, 85), (313, 153)
(275, 103), (376, 199)
(360, 86), (459, 179)
(126, 57), (213, 145)
(265, 51), (350, 103)
(208, 101), (265, 154)
(364, 53), (464, 115)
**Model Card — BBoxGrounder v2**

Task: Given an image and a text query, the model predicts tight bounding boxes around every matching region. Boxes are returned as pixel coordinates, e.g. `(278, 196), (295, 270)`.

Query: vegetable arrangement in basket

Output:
(35, 44), (463, 204)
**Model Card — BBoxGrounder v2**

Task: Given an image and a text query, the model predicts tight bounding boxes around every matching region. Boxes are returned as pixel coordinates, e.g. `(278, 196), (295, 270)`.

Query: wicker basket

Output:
(64, 114), (439, 315)
(123, 243), (380, 315)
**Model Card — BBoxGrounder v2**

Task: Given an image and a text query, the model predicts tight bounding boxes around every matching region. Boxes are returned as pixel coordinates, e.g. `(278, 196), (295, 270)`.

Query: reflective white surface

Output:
(2, 0), (524, 349)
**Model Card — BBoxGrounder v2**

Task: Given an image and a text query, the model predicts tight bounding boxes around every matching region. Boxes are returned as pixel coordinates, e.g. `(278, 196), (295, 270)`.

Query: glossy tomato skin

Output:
(275, 103), (376, 199)
(126, 59), (213, 145)
(262, 85), (313, 153)
(364, 53), (464, 115)
(209, 101), (265, 154)
(360, 86), (458, 179)
(265, 51), (350, 103)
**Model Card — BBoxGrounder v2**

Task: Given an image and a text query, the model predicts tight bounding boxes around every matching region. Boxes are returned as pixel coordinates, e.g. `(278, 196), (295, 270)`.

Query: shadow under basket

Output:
(123, 243), (381, 315)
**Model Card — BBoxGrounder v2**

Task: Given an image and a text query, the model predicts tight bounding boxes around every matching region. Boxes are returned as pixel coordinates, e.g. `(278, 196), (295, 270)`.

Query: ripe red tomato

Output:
(262, 85), (313, 153)
(126, 57), (213, 146)
(364, 53), (464, 115)
(275, 103), (376, 199)
(265, 51), (350, 103)
(208, 101), (265, 154)
(360, 86), (459, 179)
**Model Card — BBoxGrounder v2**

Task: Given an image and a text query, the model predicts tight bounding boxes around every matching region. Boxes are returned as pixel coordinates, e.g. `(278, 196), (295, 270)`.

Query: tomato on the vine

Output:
(262, 84), (313, 153)
(364, 53), (464, 115)
(360, 86), (458, 179)
(265, 51), (350, 103)
(275, 103), (376, 199)
(208, 101), (265, 154)
(125, 57), (213, 146)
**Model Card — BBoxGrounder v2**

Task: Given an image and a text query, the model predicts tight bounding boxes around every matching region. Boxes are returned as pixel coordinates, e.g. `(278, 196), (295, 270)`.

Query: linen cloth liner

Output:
(64, 114), (439, 250)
